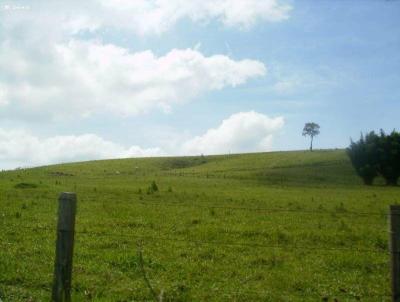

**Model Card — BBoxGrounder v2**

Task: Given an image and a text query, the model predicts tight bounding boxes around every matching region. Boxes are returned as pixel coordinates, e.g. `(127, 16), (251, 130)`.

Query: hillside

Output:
(0, 149), (398, 301)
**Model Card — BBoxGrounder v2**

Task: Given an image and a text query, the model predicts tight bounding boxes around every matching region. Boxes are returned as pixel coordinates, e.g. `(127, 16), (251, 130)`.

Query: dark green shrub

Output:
(147, 181), (158, 194)
(162, 156), (207, 170)
(377, 130), (400, 185)
(347, 132), (379, 185)
(348, 130), (400, 186)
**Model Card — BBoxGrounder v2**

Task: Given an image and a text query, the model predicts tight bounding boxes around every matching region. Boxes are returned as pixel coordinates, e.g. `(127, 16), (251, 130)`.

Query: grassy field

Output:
(0, 149), (399, 301)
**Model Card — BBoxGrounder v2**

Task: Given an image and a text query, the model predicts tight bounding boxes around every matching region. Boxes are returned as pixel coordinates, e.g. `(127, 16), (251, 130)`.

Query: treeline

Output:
(347, 130), (400, 186)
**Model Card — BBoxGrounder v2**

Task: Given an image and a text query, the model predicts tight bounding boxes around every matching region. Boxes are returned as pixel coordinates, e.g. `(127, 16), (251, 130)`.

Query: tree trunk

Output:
(310, 136), (313, 151)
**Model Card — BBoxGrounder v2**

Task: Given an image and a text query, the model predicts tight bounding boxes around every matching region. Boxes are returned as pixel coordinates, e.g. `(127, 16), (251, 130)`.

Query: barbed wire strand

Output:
(72, 229), (387, 254)
(2, 224), (389, 255)
(132, 200), (389, 217)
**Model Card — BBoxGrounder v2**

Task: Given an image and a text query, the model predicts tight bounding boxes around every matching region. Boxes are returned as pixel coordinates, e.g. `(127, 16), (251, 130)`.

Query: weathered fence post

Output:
(390, 205), (400, 302)
(52, 193), (77, 302)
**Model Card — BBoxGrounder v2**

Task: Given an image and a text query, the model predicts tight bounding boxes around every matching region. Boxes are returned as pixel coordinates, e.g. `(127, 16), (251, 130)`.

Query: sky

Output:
(0, 0), (399, 170)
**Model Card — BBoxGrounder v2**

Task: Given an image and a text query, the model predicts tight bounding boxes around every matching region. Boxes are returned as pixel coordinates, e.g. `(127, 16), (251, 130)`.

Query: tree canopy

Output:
(347, 130), (400, 186)
(302, 122), (320, 151)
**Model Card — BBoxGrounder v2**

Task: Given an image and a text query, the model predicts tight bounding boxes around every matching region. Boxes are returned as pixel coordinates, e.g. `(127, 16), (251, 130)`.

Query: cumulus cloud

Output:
(0, 39), (265, 118)
(91, 0), (292, 34)
(0, 83), (9, 106)
(182, 111), (284, 155)
(0, 129), (163, 169)
(0, 0), (291, 35)
(0, 1), (289, 168)
(0, 0), (286, 118)
(0, 111), (284, 169)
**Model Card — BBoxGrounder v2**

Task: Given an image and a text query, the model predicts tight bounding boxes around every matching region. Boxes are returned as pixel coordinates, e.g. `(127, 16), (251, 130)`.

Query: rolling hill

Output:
(0, 149), (398, 301)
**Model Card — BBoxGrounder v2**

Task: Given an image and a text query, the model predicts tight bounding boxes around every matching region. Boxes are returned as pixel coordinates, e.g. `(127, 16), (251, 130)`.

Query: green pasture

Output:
(0, 150), (398, 301)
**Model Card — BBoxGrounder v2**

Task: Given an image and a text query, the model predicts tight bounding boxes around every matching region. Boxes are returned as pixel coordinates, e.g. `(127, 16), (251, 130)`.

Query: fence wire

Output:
(0, 199), (394, 300)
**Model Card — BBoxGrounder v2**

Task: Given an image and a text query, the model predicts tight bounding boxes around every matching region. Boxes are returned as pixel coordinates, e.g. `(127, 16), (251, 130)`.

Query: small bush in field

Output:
(147, 181), (158, 194)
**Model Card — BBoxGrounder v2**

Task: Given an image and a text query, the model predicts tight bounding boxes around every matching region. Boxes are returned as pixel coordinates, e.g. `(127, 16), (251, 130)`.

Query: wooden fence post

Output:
(390, 205), (400, 302)
(52, 192), (77, 302)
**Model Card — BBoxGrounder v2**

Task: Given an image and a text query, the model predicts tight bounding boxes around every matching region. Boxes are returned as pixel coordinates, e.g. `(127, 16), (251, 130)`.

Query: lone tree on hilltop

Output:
(302, 122), (320, 151)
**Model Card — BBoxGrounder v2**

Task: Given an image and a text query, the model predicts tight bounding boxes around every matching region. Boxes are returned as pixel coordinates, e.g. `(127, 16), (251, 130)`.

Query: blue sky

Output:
(0, 0), (399, 169)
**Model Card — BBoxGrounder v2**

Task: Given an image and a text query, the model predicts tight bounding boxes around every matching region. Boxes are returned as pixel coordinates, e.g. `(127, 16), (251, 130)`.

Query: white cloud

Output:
(0, 39), (265, 118)
(0, 0), (291, 35)
(0, 83), (9, 106)
(93, 0), (292, 34)
(0, 0), (285, 119)
(0, 129), (163, 169)
(182, 111), (284, 155)
(0, 111), (284, 169)
(0, 1), (290, 169)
